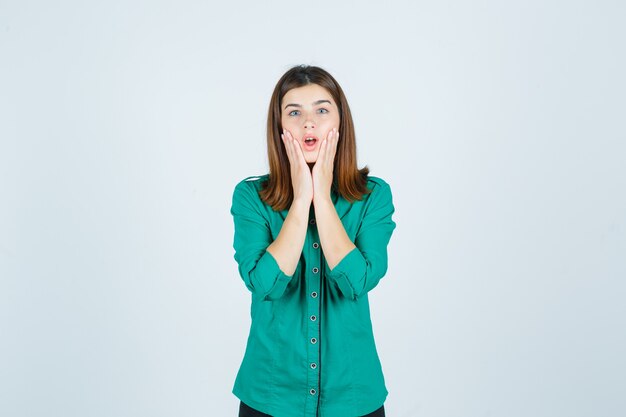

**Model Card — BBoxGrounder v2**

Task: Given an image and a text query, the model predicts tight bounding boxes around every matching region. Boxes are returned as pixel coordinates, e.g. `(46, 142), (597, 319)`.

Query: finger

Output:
(284, 131), (301, 172)
(321, 129), (333, 168)
(285, 129), (298, 159)
(294, 139), (306, 164)
(287, 130), (305, 164)
(281, 131), (294, 162)
(329, 128), (339, 163)
(317, 138), (327, 168)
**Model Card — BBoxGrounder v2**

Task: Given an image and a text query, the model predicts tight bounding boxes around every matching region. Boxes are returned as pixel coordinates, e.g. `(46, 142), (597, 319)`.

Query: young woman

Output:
(230, 65), (396, 417)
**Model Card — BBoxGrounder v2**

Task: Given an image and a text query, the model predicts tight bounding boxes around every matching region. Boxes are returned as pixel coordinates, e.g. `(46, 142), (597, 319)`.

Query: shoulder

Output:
(232, 174), (269, 204)
(359, 176), (394, 210)
(234, 174), (269, 191)
(365, 175), (391, 190)
(364, 175), (393, 198)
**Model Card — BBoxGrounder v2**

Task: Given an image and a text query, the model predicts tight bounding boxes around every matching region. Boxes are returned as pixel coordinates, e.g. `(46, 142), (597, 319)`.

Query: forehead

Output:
(282, 84), (334, 104)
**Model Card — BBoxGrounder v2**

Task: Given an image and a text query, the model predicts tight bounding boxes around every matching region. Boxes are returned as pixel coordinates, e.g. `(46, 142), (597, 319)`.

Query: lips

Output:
(302, 133), (319, 150)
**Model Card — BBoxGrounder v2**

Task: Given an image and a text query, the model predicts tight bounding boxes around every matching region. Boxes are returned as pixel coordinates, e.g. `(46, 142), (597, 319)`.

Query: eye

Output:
(288, 110), (300, 116)
(318, 108), (329, 114)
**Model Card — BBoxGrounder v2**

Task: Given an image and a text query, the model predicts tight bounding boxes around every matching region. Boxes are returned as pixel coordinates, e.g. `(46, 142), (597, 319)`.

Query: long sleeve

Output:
(326, 181), (396, 300)
(230, 180), (294, 301)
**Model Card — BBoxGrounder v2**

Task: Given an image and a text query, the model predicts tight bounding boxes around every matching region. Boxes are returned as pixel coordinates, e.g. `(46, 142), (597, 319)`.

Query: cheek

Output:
(281, 118), (295, 130)
(328, 117), (341, 133)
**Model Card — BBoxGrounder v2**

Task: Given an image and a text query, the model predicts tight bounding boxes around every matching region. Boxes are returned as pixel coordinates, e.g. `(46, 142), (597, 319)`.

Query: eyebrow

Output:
(284, 99), (332, 110)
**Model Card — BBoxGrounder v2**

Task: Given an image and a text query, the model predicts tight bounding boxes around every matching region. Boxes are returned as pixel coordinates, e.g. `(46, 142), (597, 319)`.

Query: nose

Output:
(304, 117), (315, 130)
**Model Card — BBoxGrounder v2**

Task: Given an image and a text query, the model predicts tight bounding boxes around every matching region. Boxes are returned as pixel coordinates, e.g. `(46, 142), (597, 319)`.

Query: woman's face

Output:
(280, 84), (340, 164)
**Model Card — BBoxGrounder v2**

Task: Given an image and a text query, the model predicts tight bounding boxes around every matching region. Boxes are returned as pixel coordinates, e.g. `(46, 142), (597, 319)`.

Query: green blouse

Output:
(230, 173), (396, 417)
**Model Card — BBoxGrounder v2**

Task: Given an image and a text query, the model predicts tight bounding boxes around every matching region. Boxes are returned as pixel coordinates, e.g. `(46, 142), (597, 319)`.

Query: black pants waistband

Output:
(239, 401), (385, 417)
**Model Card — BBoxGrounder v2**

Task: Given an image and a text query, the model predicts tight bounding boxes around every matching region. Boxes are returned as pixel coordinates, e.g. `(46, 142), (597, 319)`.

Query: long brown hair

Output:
(259, 64), (371, 211)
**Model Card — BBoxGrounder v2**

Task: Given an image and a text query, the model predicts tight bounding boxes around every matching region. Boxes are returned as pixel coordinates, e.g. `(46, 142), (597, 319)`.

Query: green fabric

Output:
(230, 173), (396, 417)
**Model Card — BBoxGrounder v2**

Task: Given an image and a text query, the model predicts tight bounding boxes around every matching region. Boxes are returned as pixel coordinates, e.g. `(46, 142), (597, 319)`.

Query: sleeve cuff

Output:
(326, 246), (367, 300)
(254, 250), (295, 300)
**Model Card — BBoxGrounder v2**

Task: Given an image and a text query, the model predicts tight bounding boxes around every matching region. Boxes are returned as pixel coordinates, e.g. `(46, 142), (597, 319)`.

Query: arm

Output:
(266, 197), (310, 276)
(316, 181), (396, 300)
(313, 196), (356, 271)
(230, 180), (309, 301)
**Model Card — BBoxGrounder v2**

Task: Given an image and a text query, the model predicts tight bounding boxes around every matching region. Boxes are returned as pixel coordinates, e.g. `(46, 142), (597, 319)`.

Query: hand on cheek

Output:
(312, 127), (339, 202)
(282, 128), (313, 203)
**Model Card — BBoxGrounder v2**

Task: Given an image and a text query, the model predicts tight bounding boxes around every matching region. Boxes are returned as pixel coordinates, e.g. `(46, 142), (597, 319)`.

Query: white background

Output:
(1, 1), (625, 416)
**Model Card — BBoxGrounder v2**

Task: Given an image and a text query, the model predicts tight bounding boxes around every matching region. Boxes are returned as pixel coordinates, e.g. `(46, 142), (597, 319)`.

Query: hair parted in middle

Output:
(259, 64), (371, 212)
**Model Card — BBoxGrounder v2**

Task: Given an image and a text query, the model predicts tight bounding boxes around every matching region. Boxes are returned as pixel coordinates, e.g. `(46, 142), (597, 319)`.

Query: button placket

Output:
(306, 224), (321, 408)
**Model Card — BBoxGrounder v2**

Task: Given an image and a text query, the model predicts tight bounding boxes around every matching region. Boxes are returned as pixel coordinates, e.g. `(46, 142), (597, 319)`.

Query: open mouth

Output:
(302, 134), (319, 151)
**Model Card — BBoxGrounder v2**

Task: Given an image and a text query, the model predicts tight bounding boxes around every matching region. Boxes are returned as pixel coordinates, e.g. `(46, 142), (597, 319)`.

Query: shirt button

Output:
(310, 219), (316, 225)
(311, 362), (317, 369)
(310, 315), (317, 321)
(312, 267), (319, 274)
(313, 242), (319, 249)
(311, 291), (318, 298)
(310, 388), (316, 395)
(310, 337), (317, 344)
